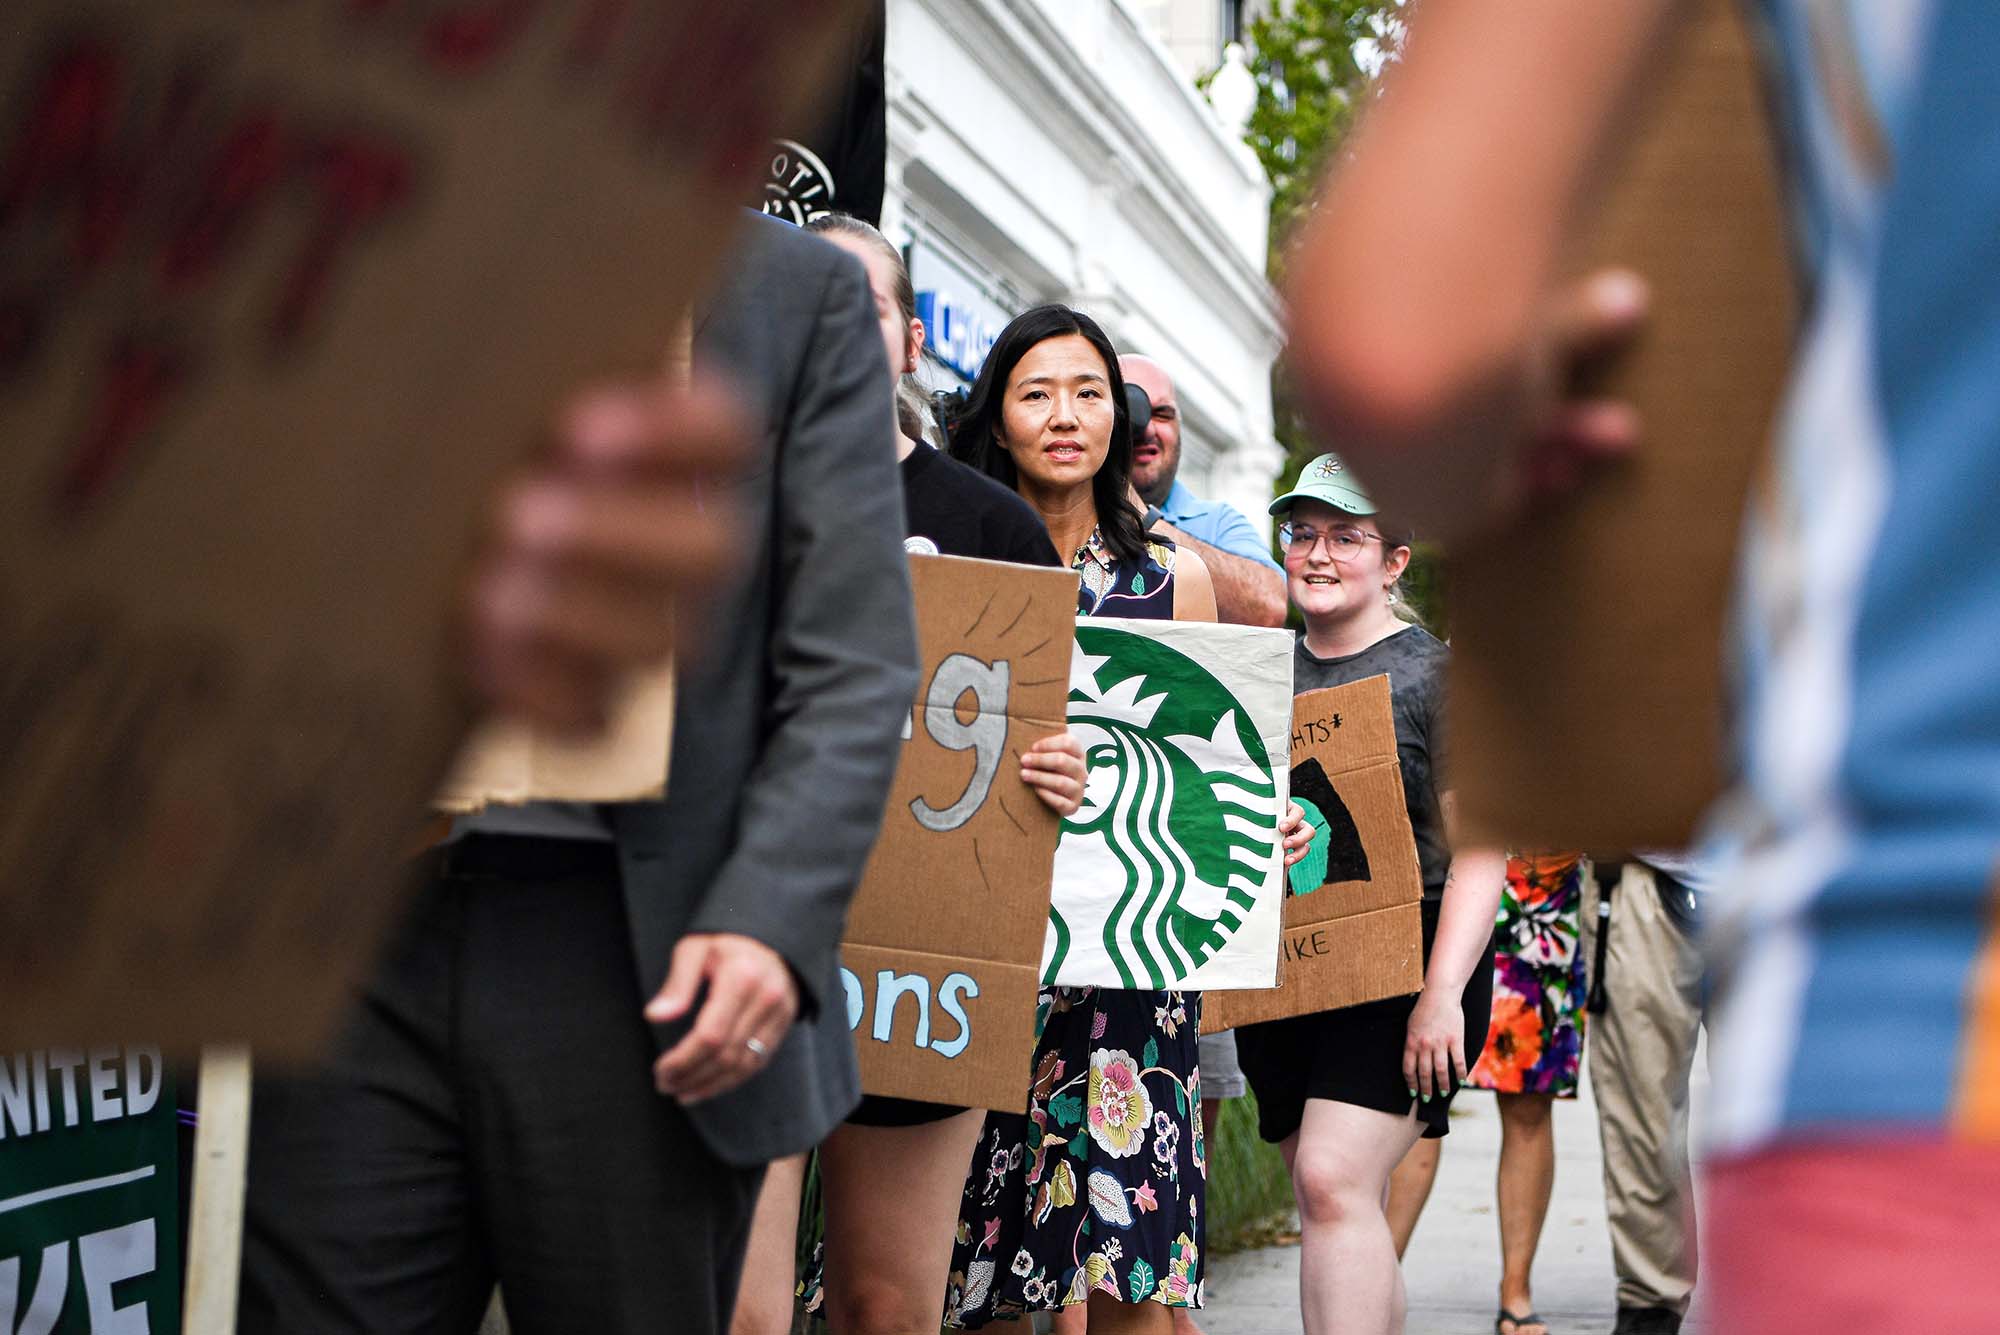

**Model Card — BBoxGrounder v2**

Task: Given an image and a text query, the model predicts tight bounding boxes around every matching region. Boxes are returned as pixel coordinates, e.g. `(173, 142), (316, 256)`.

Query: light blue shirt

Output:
(1158, 479), (1280, 572)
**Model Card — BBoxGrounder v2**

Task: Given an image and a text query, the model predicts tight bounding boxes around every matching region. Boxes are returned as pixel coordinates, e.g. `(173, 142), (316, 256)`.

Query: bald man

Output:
(1120, 354), (1286, 627)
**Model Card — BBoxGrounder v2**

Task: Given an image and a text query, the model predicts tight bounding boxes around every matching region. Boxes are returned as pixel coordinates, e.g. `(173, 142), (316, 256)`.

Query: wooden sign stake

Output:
(182, 1046), (253, 1333)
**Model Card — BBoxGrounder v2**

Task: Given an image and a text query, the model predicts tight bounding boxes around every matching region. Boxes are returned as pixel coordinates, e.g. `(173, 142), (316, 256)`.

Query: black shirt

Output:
(1292, 624), (1452, 900)
(899, 440), (1060, 566)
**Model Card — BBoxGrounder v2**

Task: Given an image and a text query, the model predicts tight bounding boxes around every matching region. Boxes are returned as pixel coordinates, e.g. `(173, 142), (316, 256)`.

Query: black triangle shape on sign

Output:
(1290, 756), (1372, 888)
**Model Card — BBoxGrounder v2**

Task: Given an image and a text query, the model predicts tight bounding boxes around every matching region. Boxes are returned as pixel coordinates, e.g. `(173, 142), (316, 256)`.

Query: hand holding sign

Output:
(1020, 733), (1088, 817)
(464, 373), (748, 732)
(1281, 801), (1313, 867)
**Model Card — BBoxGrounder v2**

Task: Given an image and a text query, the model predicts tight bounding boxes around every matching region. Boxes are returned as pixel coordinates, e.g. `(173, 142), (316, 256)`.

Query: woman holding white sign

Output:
(728, 218), (1092, 1335)
(941, 305), (1309, 1334)
(1233, 453), (1505, 1335)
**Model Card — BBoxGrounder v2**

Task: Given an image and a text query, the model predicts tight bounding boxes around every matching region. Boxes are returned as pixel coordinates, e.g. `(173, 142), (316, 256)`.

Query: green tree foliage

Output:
(1209, 2), (1449, 633)
(1234, 0), (1399, 269)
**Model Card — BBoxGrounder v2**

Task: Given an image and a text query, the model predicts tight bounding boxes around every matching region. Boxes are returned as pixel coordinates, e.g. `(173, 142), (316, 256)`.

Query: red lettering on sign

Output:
(423, 0), (544, 74)
(0, 38), (124, 267)
(273, 136), (411, 344)
(159, 110), (289, 293)
(55, 334), (194, 516)
(623, 8), (776, 175)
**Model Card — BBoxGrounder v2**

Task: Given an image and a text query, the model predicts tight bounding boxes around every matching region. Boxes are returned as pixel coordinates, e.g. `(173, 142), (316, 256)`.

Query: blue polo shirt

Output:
(1158, 479), (1280, 571)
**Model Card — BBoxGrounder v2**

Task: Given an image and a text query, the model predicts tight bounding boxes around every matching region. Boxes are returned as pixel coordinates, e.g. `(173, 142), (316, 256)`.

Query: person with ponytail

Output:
(726, 218), (1088, 1335)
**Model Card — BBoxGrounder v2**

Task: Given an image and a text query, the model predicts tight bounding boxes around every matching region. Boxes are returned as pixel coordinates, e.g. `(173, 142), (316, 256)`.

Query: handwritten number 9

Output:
(910, 654), (1010, 833)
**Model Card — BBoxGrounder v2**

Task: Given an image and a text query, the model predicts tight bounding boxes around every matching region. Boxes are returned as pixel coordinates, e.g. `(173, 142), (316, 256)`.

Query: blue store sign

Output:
(907, 239), (1017, 385)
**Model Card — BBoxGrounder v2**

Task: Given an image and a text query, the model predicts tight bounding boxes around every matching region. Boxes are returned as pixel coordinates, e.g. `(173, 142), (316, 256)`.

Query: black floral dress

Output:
(944, 530), (1207, 1325)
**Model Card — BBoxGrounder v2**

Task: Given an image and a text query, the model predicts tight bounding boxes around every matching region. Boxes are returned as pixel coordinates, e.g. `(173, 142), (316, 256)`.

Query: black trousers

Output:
(240, 839), (763, 1335)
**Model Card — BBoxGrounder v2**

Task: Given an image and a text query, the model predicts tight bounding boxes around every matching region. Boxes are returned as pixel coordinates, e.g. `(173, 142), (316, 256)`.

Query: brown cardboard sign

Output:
(433, 663), (676, 811)
(1446, 0), (1797, 851)
(435, 323), (691, 813)
(841, 555), (1079, 1113)
(1205, 678), (1424, 1031)
(0, 0), (866, 1056)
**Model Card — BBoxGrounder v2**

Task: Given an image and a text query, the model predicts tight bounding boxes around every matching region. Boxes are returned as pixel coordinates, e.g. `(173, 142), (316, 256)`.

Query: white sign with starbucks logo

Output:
(1041, 620), (1295, 990)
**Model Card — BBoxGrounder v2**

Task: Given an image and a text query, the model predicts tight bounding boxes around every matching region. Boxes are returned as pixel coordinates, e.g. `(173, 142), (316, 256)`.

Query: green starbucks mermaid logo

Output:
(1047, 625), (1280, 988)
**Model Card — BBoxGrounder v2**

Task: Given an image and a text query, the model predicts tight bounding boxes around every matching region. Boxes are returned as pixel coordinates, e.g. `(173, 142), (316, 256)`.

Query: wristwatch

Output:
(1140, 504), (1164, 532)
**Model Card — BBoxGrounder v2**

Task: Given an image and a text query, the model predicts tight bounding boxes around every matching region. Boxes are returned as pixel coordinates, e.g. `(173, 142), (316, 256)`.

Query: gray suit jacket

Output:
(609, 213), (917, 1168)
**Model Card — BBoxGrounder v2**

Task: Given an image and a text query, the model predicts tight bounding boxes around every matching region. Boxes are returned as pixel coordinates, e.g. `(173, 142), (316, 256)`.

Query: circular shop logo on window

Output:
(763, 139), (837, 226)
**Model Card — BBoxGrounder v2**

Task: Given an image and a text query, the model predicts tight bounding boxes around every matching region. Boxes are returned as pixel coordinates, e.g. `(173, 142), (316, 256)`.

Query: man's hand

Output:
(1022, 732), (1087, 817)
(644, 932), (799, 1104)
(462, 375), (748, 732)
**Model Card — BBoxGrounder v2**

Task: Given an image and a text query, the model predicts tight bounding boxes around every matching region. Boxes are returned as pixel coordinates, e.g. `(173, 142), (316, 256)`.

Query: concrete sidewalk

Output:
(1200, 1057), (1709, 1335)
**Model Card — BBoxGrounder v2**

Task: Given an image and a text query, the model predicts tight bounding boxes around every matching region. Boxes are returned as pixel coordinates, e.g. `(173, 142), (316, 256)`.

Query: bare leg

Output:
(1385, 1137), (1440, 1259)
(729, 1152), (808, 1335)
(1494, 1092), (1555, 1333)
(1284, 1098), (1424, 1335)
(819, 1110), (984, 1335)
(1084, 1290), (1175, 1334)
(1172, 1306), (1210, 1335)
(1055, 1301), (1090, 1333)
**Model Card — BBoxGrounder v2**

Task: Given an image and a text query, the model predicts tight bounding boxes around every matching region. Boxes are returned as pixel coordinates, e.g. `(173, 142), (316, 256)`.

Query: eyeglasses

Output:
(1277, 521), (1384, 563)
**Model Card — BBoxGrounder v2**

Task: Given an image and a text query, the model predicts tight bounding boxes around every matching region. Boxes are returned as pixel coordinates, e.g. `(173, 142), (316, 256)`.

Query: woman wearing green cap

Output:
(1233, 452), (1506, 1335)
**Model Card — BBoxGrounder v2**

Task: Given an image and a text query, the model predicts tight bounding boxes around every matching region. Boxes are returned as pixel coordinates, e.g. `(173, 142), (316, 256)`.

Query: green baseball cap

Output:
(1268, 451), (1377, 517)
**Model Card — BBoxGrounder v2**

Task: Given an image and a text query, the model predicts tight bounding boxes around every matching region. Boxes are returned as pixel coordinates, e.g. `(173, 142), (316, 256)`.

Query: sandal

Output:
(1496, 1310), (1549, 1335)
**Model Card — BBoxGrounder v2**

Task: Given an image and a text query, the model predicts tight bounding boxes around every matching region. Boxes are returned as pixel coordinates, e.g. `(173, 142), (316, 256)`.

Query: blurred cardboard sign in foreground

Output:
(437, 323), (692, 814)
(435, 664), (676, 811)
(1446, 0), (1797, 851)
(1206, 678), (1423, 1032)
(0, 0), (866, 1056)
(843, 556), (1078, 1113)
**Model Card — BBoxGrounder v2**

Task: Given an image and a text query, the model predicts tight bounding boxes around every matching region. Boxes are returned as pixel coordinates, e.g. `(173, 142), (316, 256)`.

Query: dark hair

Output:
(947, 303), (1148, 567)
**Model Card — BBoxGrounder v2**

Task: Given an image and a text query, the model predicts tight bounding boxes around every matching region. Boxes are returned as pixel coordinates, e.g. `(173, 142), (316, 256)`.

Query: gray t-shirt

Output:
(1292, 625), (1452, 899)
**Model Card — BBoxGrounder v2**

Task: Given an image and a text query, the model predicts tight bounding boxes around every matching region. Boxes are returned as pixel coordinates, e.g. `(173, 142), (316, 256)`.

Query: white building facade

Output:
(882, 0), (1282, 533)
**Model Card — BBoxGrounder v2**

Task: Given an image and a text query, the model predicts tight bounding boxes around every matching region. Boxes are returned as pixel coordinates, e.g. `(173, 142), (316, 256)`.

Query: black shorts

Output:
(844, 1095), (965, 1127)
(1234, 899), (1495, 1143)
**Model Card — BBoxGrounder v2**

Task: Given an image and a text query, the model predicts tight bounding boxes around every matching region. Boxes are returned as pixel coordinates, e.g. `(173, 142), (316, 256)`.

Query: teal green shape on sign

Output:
(1288, 795), (1331, 895)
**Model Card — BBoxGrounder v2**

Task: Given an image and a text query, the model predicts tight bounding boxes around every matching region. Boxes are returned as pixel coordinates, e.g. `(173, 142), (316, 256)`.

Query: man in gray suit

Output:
(240, 213), (919, 1335)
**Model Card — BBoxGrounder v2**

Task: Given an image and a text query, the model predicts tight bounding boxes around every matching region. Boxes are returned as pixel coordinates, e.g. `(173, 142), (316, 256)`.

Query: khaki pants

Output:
(1583, 863), (1705, 1314)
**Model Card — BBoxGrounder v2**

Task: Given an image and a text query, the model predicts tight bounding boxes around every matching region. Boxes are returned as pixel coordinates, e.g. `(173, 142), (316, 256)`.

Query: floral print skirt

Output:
(1469, 852), (1588, 1097)
(944, 987), (1205, 1327)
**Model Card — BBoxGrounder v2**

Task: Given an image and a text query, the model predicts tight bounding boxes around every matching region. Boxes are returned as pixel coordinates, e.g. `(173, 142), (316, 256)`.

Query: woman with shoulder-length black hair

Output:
(947, 304), (1157, 587)
(941, 303), (1309, 1332)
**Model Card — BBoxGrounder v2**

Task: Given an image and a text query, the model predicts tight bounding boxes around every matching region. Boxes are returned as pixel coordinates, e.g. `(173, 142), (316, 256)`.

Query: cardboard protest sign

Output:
(436, 323), (690, 813)
(1446, 0), (1797, 850)
(0, 1045), (180, 1332)
(0, 0), (870, 1057)
(434, 665), (676, 811)
(1205, 678), (1425, 1031)
(842, 555), (1079, 1113)
(1041, 620), (1294, 991)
